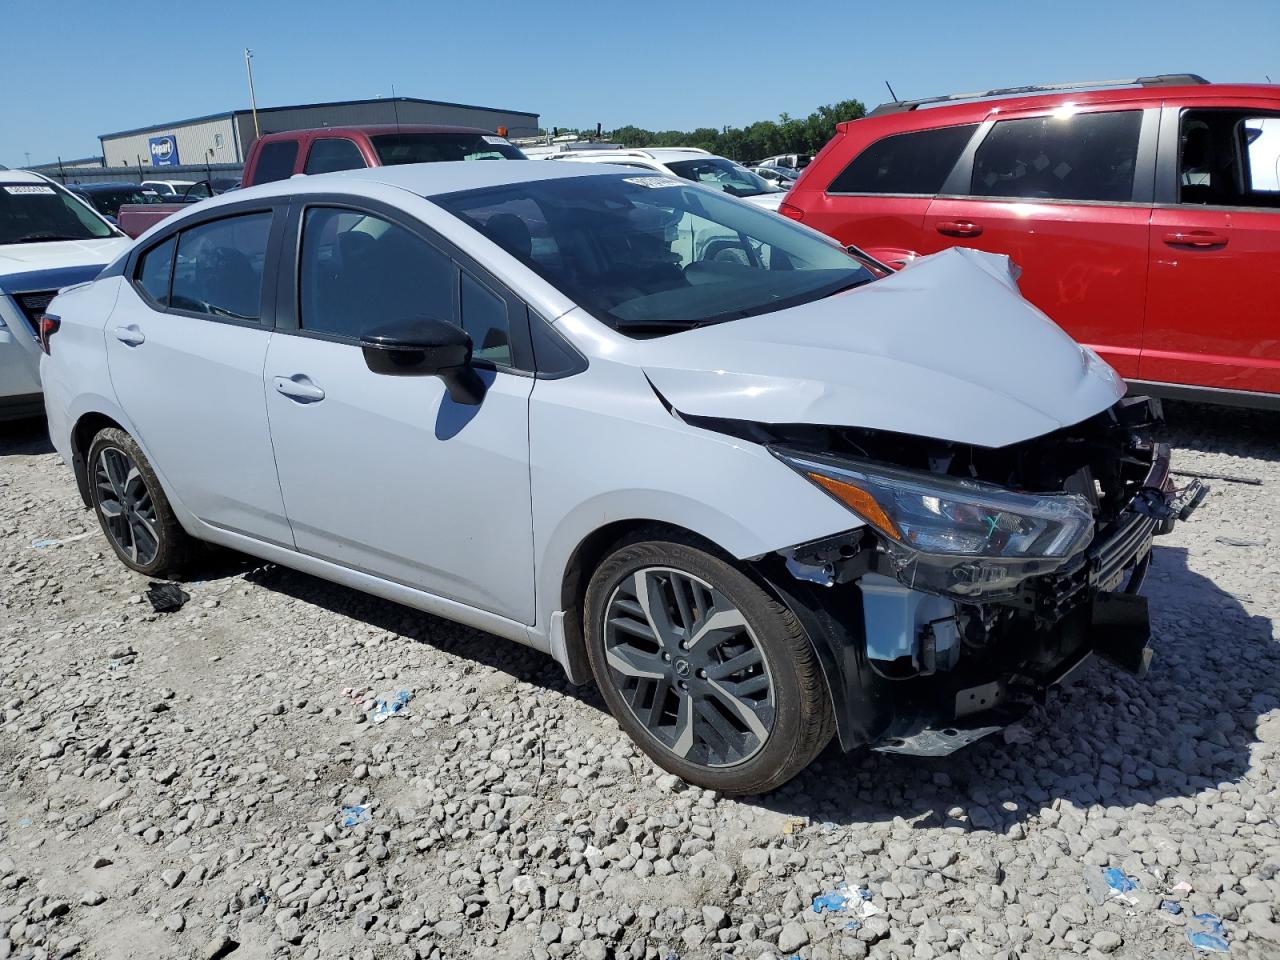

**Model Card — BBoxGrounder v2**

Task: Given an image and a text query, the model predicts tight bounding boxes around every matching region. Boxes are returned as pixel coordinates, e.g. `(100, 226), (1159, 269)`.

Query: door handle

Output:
(114, 324), (145, 346)
(1163, 229), (1228, 248)
(936, 220), (983, 237)
(273, 375), (325, 403)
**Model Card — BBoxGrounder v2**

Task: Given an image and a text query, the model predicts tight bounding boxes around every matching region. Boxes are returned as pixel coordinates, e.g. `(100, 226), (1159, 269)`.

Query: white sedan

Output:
(42, 161), (1193, 792)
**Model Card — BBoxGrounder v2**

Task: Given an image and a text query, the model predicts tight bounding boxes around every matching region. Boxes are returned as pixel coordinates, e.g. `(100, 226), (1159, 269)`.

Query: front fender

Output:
(529, 361), (859, 644)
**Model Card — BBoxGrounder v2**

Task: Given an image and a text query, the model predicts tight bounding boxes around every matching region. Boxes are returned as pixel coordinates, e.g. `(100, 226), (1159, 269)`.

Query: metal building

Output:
(99, 96), (541, 170)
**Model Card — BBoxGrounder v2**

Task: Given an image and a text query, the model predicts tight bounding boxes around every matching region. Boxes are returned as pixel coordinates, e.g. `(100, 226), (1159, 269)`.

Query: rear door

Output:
(1141, 103), (1280, 395)
(923, 107), (1157, 377)
(106, 205), (293, 544)
(803, 123), (980, 266)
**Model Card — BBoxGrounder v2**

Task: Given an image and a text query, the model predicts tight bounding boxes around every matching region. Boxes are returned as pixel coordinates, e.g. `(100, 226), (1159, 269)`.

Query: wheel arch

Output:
(70, 411), (128, 507)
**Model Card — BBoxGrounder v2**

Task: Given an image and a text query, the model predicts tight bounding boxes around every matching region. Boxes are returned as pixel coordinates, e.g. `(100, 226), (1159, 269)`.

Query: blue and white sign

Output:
(148, 135), (180, 167)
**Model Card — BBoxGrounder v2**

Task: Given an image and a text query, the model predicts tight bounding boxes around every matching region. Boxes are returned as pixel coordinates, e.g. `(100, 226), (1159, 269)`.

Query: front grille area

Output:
(11, 290), (56, 340)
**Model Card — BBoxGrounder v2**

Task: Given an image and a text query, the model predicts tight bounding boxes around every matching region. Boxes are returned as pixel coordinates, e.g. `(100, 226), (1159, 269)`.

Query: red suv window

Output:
(827, 124), (978, 196)
(970, 110), (1142, 202)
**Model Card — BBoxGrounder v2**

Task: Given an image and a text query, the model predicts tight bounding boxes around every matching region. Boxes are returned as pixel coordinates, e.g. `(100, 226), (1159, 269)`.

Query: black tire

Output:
(86, 427), (198, 578)
(585, 533), (833, 795)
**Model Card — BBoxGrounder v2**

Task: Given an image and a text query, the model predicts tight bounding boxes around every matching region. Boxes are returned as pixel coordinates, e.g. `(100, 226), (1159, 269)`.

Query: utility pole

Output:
(24, 151), (31, 168)
(245, 48), (261, 139)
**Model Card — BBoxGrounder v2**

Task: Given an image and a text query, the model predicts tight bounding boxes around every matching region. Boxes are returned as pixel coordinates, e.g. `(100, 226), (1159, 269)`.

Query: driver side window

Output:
(298, 206), (454, 341)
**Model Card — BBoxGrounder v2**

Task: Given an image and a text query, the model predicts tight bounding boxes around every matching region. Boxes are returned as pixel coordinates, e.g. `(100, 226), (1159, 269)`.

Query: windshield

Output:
(371, 133), (527, 165)
(665, 157), (780, 197)
(434, 173), (874, 336)
(0, 183), (114, 244)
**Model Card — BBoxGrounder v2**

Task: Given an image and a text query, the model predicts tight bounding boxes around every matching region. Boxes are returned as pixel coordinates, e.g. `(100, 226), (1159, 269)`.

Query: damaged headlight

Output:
(772, 448), (1095, 598)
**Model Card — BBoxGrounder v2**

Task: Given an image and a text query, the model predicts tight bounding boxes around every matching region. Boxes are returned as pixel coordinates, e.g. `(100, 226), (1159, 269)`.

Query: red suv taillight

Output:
(38, 314), (61, 355)
(779, 201), (805, 222)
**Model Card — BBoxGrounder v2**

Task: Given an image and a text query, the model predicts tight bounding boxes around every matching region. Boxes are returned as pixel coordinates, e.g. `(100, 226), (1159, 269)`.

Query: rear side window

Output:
(827, 124), (978, 195)
(171, 212), (273, 320)
(252, 140), (299, 184)
(304, 138), (366, 175)
(298, 206), (454, 340)
(970, 110), (1142, 202)
(135, 235), (176, 306)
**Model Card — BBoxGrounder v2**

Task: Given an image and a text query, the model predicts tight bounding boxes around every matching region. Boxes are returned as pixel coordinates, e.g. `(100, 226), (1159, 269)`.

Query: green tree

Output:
(604, 99), (866, 162)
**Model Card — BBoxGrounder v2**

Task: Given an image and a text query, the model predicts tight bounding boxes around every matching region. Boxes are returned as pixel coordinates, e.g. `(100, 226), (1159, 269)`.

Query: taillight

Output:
(38, 314), (61, 355)
(779, 201), (805, 222)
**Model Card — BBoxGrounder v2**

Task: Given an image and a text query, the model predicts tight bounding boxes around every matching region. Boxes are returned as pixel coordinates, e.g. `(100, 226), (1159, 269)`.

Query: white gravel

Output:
(1, 401), (1278, 960)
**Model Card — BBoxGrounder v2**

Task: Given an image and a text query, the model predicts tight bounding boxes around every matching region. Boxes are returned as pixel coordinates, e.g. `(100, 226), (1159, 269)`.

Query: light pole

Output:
(245, 48), (261, 140)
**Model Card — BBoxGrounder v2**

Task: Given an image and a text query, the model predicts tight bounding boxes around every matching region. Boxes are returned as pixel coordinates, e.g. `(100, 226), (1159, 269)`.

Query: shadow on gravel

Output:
(1161, 399), (1280, 465)
(0, 416), (54, 456)
(239, 562), (593, 700)
(753, 543), (1279, 829)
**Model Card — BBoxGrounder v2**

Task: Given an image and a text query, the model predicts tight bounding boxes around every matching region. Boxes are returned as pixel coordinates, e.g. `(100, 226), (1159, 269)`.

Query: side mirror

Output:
(360, 318), (486, 404)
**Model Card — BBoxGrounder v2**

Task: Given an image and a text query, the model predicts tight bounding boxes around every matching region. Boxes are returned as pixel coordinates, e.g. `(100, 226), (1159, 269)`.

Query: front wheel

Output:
(584, 535), (833, 795)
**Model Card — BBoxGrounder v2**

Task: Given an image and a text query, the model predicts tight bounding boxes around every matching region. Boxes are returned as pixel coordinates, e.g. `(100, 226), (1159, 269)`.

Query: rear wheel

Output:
(585, 535), (833, 794)
(87, 427), (197, 578)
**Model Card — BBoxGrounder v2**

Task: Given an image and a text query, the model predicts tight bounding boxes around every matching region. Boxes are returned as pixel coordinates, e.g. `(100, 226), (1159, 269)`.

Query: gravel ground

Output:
(1, 401), (1278, 960)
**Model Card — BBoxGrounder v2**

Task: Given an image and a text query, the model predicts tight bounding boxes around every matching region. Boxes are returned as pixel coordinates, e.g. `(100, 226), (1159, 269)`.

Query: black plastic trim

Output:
(1127, 378), (1280, 411)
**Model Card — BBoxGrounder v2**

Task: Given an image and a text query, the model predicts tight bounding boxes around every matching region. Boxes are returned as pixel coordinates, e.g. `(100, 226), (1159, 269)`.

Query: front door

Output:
(923, 108), (1156, 378)
(105, 207), (293, 545)
(1141, 106), (1280, 395)
(264, 203), (536, 622)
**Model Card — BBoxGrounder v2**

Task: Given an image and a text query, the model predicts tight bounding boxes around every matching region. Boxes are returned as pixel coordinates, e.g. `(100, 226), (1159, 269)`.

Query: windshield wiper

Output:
(8, 233), (87, 244)
(611, 318), (714, 333)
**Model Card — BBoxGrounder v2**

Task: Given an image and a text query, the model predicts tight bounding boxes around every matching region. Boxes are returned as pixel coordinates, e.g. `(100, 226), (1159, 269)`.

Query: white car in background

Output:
(141, 179), (197, 197)
(41, 161), (1198, 793)
(554, 148), (788, 212)
(0, 170), (129, 420)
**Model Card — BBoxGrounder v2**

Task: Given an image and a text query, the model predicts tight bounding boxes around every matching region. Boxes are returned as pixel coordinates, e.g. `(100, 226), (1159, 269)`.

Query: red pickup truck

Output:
(118, 125), (525, 238)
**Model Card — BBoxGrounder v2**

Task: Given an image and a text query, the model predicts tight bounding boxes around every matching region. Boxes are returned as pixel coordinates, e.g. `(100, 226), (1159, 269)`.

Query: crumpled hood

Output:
(639, 247), (1125, 448)
(0, 237), (130, 276)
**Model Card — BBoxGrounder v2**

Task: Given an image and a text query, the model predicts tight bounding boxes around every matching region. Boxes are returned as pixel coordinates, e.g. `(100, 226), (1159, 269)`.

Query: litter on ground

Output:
(146, 581), (189, 613)
(340, 804), (370, 828)
(31, 532), (92, 549)
(1186, 913), (1229, 953)
(371, 689), (411, 724)
(1160, 900), (1184, 915)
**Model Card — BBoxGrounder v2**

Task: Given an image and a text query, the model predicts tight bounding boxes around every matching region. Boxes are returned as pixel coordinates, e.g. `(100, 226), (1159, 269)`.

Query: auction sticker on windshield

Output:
(4, 185), (56, 195)
(623, 176), (685, 189)
(482, 136), (511, 145)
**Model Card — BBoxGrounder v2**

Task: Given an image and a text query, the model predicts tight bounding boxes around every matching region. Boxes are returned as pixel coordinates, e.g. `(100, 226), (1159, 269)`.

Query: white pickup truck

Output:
(0, 170), (130, 420)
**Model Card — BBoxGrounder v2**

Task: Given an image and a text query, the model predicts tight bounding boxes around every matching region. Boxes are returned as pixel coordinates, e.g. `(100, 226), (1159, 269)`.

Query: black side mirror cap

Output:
(360, 318), (486, 404)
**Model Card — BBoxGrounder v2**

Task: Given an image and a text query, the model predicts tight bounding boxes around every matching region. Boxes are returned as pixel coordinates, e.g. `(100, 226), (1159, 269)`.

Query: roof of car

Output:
(0, 170), (48, 184)
(558, 148), (714, 164)
(846, 82), (1280, 132)
(255, 124), (502, 141)
(72, 182), (152, 192)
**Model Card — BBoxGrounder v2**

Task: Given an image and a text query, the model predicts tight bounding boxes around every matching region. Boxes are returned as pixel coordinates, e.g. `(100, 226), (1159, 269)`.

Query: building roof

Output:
(100, 96), (540, 141)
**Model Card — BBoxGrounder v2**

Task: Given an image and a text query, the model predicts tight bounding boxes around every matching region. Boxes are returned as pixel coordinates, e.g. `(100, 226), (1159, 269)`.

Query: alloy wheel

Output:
(95, 446), (161, 566)
(603, 567), (775, 767)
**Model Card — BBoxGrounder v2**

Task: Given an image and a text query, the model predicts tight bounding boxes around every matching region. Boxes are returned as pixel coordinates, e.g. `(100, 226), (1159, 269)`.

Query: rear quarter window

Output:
(252, 141), (300, 185)
(827, 124), (979, 195)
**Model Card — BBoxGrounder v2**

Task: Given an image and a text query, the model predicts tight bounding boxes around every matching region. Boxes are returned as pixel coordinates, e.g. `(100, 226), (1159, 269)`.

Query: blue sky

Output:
(1, 0), (1276, 168)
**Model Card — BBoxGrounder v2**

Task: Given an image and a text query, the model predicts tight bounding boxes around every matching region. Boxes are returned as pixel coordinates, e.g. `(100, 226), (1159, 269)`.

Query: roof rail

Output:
(868, 74), (1210, 116)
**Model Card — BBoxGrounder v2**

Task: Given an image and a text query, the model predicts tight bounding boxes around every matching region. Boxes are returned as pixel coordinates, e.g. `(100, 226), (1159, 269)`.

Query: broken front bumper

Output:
(871, 444), (1205, 756)
(763, 443), (1207, 758)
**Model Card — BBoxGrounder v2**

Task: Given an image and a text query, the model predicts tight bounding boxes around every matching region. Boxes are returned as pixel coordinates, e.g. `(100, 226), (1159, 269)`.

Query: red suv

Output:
(783, 76), (1280, 408)
(241, 124), (526, 187)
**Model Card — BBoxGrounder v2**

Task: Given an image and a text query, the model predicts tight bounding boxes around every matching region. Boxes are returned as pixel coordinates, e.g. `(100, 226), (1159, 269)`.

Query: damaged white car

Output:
(42, 162), (1205, 794)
